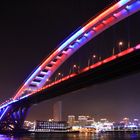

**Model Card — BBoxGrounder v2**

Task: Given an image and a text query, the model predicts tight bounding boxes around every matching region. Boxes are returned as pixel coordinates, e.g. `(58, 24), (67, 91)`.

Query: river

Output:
(0, 132), (140, 140)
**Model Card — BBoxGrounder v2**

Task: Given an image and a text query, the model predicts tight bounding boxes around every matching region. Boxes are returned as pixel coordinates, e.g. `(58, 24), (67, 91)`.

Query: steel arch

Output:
(14, 0), (140, 99)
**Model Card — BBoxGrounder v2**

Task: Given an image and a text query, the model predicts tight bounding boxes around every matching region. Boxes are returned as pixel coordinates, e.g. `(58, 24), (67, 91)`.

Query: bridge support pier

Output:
(0, 104), (30, 132)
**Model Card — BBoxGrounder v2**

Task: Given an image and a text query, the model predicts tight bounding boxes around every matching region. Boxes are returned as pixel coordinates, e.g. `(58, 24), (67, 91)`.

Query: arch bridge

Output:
(0, 0), (140, 131)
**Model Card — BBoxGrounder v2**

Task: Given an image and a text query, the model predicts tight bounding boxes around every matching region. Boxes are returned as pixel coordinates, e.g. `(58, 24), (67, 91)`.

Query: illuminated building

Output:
(86, 118), (94, 126)
(35, 120), (70, 132)
(123, 117), (129, 125)
(100, 118), (108, 123)
(78, 116), (88, 126)
(24, 121), (35, 130)
(134, 119), (139, 126)
(53, 101), (62, 121)
(68, 115), (75, 126)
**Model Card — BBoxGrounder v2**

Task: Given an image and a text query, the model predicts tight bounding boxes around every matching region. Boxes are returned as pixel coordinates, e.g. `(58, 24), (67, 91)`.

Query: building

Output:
(78, 116), (88, 126)
(123, 117), (129, 126)
(134, 119), (139, 126)
(24, 121), (35, 130)
(100, 118), (108, 123)
(53, 101), (62, 121)
(87, 118), (94, 126)
(68, 115), (75, 126)
(35, 120), (70, 132)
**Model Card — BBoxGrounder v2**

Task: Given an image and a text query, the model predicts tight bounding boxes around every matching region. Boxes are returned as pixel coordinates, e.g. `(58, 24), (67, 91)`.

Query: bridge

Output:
(0, 0), (140, 131)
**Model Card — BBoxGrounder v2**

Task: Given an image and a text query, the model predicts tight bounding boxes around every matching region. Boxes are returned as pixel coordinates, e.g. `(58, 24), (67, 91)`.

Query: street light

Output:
(46, 78), (49, 83)
(88, 59), (91, 67)
(73, 64), (80, 73)
(87, 54), (98, 68)
(128, 41), (131, 48)
(55, 72), (62, 81)
(92, 54), (97, 64)
(73, 64), (77, 73)
(118, 41), (124, 52)
(58, 72), (63, 79)
(99, 56), (102, 61)
(93, 54), (96, 58)
(88, 54), (97, 67)
(73, 64), (77, 68)
(69, 67), (72, 75)
(119, 41), (123, 46)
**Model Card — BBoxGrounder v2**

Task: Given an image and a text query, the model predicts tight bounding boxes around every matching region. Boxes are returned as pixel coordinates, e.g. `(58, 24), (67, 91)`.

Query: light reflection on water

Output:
(0, 132), (140, 140)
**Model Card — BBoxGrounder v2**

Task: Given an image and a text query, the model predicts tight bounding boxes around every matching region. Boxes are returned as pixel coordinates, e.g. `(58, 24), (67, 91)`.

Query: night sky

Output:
(0, 0), (140, 122)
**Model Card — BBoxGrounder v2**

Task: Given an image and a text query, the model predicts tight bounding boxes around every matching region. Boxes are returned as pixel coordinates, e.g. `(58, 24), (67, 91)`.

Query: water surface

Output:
(0, 132), (140, 140)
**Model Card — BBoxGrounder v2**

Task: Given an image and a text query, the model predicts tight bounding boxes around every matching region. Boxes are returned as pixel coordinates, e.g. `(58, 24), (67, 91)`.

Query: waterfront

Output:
(1, 132), (140, 140)
(0, 0), (140, 139)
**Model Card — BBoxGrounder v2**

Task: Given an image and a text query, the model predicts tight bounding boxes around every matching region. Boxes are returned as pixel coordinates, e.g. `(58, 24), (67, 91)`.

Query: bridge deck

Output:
(17, 48), (140, 106)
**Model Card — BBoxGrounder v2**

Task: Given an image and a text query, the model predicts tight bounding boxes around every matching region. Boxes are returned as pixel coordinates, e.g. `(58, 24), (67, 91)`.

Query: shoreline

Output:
(0, 130), (79, 135)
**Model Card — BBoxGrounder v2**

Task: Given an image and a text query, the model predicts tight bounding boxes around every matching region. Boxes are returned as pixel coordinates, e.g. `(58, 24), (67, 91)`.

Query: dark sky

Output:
(0, 0), (140, 122)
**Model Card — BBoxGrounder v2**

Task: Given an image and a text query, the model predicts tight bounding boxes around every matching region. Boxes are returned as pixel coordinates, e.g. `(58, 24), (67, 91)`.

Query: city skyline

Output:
(0, 0), (140, 122)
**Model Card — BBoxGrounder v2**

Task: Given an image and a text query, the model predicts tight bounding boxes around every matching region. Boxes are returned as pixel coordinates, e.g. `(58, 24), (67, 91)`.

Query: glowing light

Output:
(83, 0), (129, 31)
(0, 107), (9, 120)
(135, 44), (140, 49)
(90, 62), (102, 69)
(118, 48), (134, 57)
(73, 65), (77, 68)
(119, 0), (131, 6)
(25, 67), (41, 85)
(103, 56), (117, 63)
(119, 41), (123, 46)
(58, 28), (84, 52)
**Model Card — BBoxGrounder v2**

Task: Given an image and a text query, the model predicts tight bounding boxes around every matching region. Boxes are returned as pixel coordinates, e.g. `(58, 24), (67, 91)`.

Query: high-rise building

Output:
(87, 117), (94, 126)
(53, 101), (62, 121)
(78, 116), (88, 126)
(68, 115), (75, 126)
(123, 117), (129, 125)
(134, 119), (139, 126)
